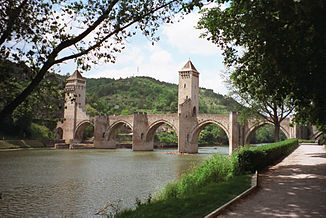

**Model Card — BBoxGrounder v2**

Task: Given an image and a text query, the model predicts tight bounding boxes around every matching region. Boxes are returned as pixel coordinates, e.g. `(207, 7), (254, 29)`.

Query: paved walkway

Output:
(219, 143), (326, 217)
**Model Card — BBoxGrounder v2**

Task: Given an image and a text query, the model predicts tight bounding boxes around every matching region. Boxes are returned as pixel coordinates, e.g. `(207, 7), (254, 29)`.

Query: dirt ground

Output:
(219, 143), (326, 218)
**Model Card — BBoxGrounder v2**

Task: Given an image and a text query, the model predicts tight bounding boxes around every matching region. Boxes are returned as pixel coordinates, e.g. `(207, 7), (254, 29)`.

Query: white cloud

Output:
(162, 12), (221, 56)
(87, 43), (180, 84)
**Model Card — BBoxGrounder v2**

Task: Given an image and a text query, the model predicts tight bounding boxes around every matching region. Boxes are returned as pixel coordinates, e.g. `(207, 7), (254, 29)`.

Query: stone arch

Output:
(189, 120), (229, 146)
(74, 120), (92, 142)
(245, 122), (290, 145)
(55, 127), (63, 139)
(105, 120), (132, 141)
(145, 120), (178, 143)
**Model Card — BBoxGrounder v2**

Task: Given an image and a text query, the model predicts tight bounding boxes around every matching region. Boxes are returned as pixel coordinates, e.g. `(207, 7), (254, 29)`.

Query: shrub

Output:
(233, 138), (299, 173)
(29, 123), (53, 139)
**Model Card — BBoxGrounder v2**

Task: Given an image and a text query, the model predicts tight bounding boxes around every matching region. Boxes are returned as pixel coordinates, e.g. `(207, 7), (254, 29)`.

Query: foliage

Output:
(158, 153), (234, 199)
(198, 123), (228, 145)
(233, 138), (299, 173)
(154, 131), (177, 144)
(198, 1), (298, 142)
(198, 0), (326, 132)
(117, 175), (251, 218)
(29, 123), (54, 140)
(83, 125), (94, 141)
(0, 60), (65, 138)
(0, 0), (206, 119)
(250, 124), (287, 144)
(298, 139), (315, 143)
(85, 76), (239, 115)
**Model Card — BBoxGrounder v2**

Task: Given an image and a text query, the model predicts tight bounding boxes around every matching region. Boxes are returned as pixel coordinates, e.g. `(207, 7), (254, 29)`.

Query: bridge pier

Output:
(94, 115), (115, 148)
(132, 112), (154, 151)
(229, 112), (241, 154)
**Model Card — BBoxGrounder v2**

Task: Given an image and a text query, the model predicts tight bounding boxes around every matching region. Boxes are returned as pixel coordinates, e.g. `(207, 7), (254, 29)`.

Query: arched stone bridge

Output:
(57, 62), (314, 154)
(76, 112), (309, 154)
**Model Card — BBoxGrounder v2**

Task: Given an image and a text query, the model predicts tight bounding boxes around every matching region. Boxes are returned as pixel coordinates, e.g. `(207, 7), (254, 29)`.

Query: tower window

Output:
(184, 84), (186, 88)
(192, 106), (196, 117)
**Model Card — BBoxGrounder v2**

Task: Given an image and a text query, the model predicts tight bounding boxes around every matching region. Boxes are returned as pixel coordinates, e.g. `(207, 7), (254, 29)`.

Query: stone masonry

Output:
(56, 61), (312, 154)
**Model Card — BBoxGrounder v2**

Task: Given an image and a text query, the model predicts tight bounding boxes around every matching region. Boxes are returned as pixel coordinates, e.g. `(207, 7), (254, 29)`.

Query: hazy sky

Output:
(59, 10), (229, 95)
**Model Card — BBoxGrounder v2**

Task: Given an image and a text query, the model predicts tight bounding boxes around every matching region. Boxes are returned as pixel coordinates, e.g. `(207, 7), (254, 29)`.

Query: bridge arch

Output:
(189, 120), (229, 146)
(55, 127), (63, 139)
(74, 120), (93, 142)
(105, 120), (133, 141)
(145, 120), (178, 143)
(245, 121), (290, 145)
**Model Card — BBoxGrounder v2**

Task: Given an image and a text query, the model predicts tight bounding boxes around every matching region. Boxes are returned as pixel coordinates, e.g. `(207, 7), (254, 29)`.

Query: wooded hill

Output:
(84, 76), (239, 116)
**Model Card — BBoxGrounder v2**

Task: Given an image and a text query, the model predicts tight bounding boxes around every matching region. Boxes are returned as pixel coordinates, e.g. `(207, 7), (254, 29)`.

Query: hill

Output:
(84, 76), (239, 116)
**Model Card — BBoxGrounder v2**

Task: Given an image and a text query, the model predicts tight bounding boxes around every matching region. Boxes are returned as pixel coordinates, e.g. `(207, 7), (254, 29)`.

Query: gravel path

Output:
(219, 143), (326, 218)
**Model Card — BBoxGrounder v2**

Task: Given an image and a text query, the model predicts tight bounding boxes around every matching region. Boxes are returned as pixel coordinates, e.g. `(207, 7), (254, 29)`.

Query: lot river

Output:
(0, 146), (228, 217)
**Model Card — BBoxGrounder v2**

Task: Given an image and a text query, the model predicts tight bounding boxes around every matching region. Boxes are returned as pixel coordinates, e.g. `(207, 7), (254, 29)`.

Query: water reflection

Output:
(0, 146), (228, 217)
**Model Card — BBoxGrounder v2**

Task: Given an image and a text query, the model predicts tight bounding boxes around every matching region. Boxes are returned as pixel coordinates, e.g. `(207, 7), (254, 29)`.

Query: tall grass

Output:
(158, 154), (234, 199)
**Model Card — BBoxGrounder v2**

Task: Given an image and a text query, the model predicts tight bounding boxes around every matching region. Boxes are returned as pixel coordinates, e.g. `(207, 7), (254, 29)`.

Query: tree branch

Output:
(53, 0), (178, 65)
(0, 0), (28, 45)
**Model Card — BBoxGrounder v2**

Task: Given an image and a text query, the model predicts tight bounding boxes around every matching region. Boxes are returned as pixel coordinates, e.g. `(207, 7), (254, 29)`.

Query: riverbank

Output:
(0, 139), (54, 149)
(117, 139), (299, 217)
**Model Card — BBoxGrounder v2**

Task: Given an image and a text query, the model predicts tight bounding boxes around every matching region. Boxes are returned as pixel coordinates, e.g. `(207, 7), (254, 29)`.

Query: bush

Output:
(29, 123), (54, 139)
(233, 138), (299, 173)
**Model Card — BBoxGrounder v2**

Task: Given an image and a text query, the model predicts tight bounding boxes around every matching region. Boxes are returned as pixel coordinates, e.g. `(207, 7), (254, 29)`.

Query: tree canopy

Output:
(0, 0), (206, 120)
(198, 0), (326, 131)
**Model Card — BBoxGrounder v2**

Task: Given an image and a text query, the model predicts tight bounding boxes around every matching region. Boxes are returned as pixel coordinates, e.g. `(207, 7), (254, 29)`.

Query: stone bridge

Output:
(88, 112), (309, 154)
(57, 61), (315, 154)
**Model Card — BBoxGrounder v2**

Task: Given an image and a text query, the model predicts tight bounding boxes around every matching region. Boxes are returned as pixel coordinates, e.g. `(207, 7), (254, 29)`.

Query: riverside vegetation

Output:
(115, 138), (299, 218)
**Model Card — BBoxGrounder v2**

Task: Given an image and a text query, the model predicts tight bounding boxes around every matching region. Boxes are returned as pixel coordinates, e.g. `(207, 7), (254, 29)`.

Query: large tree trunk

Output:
(274, 123), (280, 142)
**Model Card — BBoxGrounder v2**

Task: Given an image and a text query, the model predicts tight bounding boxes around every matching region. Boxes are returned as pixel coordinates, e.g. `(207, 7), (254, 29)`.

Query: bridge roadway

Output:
(218, 143), (326, 217)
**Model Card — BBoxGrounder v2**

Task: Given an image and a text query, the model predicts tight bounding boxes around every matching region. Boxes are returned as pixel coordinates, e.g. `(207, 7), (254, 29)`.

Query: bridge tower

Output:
(58, 70), (89, 143)
(178, 60), (199, 153)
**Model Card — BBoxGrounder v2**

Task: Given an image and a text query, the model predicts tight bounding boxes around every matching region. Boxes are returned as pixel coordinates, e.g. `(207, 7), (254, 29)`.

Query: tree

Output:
(231, 88), (294, 142)
(198, 0), (326, 132)
(0, 0), (205, 120)
(0, 60), (64, 137)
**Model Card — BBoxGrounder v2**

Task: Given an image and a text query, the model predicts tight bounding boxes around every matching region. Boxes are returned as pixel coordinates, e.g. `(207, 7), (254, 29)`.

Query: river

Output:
(0, 146), (228, 217)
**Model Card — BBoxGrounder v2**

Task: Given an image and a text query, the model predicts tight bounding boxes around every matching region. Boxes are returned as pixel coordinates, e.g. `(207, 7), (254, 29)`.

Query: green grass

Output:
(159, 154), (235, 199)
(117, 174), (252, 218)
(298, 139), (316, 143)
(0, 140), (46, 149)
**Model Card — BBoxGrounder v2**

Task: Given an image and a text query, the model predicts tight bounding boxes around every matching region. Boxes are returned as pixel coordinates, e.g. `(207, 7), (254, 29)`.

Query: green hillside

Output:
(85, 76), (239, 116)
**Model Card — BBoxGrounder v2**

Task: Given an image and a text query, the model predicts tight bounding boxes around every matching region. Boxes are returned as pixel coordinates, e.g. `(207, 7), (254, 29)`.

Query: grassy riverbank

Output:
(0, 140), (47, 149)
(117, 174), (252, 218)
(116, 139), (299, 217)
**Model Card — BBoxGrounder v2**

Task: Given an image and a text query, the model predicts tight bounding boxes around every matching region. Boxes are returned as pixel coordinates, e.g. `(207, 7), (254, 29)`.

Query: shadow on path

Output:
(219, 144), (326, 218)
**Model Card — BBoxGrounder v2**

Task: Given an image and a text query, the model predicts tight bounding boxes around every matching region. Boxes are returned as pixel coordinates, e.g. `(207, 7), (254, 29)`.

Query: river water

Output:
(0, 146), (228, 217)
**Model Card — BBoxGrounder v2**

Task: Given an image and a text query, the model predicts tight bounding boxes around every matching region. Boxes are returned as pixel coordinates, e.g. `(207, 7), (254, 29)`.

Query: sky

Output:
(59, 10), (229, 95)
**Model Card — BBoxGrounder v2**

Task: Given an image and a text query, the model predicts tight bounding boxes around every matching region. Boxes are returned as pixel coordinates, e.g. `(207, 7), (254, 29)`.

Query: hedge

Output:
(233, 138), (299, 173)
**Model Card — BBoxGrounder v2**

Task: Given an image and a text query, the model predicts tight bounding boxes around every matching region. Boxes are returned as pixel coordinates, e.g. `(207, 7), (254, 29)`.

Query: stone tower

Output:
(178, 60), (199, 115)
(178, 60), (199, 153)
(59, 70), (89, 143)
